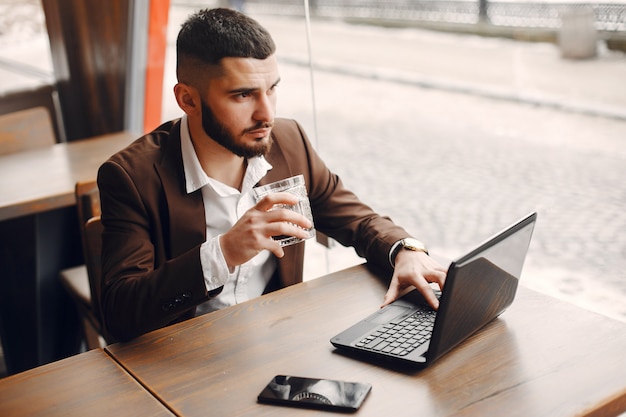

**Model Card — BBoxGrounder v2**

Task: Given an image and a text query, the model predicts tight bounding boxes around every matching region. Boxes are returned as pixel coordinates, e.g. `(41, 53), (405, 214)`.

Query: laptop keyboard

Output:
(355, 309), (436, 357)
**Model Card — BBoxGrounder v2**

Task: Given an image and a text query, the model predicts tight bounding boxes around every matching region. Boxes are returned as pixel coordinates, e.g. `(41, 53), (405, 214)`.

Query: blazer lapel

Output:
(263, 129), (305, 287)
(154, 122), (205, 258)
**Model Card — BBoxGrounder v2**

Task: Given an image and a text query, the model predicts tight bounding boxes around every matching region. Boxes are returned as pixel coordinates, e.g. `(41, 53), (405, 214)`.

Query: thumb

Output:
(381, 286), (400, 309)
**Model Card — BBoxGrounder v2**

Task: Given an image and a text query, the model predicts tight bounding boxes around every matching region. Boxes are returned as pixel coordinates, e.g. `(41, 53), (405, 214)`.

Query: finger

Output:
(417, 282), (440, 311)
(382, 278), (440, 311)
(381, 283), (405, 308)
(265, 208), (313, 230)
(425, 269), (447, 291)
(255, 192), (300, 212)
(265, 221), (312, 243)
(266, 240), (285, 258)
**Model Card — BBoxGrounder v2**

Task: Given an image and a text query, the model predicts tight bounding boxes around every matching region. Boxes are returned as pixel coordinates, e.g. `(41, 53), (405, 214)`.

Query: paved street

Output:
(163, 9), (626, 322)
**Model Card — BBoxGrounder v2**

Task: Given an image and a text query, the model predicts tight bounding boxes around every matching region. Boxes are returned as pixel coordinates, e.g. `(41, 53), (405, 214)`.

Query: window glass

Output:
(166, 1), (626, 322)
(0, 0), (53, 96)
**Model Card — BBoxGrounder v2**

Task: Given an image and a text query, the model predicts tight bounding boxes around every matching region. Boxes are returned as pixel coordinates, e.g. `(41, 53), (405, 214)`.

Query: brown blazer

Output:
(98, 118), (410, 341)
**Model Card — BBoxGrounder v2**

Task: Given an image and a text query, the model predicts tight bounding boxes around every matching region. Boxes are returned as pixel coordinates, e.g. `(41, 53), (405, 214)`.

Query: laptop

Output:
(330, 212), (537, 367)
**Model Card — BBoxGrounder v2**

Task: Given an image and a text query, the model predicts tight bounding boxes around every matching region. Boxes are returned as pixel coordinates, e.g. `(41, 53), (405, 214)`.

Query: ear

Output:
(174, 83), (201, 116)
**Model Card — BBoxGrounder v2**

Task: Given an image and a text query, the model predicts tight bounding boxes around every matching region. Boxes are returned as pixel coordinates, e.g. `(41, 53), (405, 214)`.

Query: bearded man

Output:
(98, 8), (446, 342)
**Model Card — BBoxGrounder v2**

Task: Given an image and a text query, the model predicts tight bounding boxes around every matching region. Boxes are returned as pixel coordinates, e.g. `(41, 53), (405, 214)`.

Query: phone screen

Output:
(257, 375), (372, 412)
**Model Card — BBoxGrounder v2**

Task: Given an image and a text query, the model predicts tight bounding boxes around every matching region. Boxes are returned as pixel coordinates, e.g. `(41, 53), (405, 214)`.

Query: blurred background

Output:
(1, 0), (625, 376)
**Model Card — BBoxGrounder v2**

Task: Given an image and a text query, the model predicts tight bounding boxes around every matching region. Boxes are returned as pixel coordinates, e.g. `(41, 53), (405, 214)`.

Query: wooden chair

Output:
(59, 181), (113, 349)
(83, 216), (106, 339)
(0, 107), (56, 155)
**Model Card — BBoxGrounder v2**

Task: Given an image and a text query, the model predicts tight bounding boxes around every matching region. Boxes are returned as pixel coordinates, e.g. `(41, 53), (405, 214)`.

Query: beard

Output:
(200, 100), (273, 158)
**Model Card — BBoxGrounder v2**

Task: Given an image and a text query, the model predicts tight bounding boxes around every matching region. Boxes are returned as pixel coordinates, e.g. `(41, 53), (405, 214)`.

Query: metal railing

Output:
(235, 0), (626, 32)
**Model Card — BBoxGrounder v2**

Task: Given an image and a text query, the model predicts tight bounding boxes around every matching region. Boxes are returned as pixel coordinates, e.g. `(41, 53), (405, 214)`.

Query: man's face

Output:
(200, 55), (280, 158)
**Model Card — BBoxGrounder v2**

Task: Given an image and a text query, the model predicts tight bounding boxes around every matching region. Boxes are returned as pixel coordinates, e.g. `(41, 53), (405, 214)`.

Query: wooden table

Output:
(0, 349), (174, 417)
(0, 131), (135, 374)
(106, 264), (626, 416)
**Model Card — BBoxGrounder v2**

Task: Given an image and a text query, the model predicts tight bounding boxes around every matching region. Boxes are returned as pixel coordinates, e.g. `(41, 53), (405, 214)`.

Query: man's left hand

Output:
(382, 250), (447, 310)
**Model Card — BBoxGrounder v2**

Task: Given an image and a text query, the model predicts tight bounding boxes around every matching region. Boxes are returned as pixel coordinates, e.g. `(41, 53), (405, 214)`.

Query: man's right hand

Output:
(219, 192), (312, 268)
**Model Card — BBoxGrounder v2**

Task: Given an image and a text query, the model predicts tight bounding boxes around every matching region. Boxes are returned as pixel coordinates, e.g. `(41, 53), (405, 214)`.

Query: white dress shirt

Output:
(179, 116), (277, 314)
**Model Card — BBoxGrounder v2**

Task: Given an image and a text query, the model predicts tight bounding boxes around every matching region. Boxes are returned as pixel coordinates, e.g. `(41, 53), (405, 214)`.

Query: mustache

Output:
(244, 121), (274, 133)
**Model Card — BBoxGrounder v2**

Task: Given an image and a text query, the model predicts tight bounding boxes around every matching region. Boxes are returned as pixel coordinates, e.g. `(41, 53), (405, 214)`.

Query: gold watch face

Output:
(402, 238), (428, 254)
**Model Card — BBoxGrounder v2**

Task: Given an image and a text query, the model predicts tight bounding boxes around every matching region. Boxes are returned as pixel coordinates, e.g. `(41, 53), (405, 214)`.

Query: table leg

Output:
(0, 207), (83, 375)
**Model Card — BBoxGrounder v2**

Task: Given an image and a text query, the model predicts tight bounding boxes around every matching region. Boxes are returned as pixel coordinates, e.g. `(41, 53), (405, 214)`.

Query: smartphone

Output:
(257, 375), (372, 413)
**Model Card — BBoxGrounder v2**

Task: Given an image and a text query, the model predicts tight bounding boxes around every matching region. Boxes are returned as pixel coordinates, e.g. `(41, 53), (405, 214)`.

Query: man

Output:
(97, 8), (446, 342)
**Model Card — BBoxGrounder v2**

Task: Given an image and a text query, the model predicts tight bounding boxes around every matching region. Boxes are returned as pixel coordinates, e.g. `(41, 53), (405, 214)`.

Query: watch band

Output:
(389, 238), (429, 267)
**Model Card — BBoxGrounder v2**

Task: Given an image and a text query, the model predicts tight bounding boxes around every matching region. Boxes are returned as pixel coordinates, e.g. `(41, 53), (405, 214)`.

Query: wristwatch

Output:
(390, 238), (429, 267)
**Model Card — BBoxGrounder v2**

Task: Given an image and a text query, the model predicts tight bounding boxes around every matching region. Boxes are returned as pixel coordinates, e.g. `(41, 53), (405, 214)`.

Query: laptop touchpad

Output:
(368, 305), (409, 325)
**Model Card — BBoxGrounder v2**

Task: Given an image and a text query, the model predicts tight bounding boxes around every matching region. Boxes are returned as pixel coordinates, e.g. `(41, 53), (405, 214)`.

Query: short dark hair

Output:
(176, 8), (276, 85)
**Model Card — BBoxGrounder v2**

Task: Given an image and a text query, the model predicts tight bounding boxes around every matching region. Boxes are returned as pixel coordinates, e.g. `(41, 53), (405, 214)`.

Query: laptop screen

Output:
(427, 214), (537, 363)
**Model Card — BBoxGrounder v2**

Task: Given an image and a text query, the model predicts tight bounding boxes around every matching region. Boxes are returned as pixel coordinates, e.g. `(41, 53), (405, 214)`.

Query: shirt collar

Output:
(180, 115), (272, 196)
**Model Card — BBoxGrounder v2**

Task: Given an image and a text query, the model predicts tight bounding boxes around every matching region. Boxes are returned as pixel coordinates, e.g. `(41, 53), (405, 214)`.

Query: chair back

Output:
(74, 181), (104, 324)
(0, 107), (56, 155)
(76, 181), (101, 230)
(83, 216), (105, 329)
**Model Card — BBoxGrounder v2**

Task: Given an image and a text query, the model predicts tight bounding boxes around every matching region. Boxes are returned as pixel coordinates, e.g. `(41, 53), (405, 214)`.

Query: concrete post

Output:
(559, 7), (598, 59)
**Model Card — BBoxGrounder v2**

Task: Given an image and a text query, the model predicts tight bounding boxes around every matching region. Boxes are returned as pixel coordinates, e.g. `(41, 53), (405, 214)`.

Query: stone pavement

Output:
(163, 9), (626, 322)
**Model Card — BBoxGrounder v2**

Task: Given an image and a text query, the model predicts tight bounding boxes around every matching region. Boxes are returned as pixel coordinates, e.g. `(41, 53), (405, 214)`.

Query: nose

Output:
(254, 92), (275, 123)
